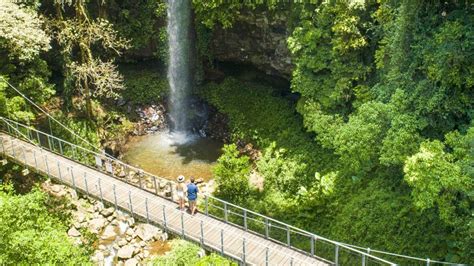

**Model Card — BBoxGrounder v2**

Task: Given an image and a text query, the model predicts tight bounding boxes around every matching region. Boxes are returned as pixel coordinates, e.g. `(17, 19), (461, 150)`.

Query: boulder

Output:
(118, 238), (128, 247)
(88, 218), (107, 233)
(101, 207), (115, 217)
(135, 224), (161, 242)
(117, 245), (135, 259)
(101, 225), (117, 240)
(124, 258), (139, 266)
(67, 227), (81, 237)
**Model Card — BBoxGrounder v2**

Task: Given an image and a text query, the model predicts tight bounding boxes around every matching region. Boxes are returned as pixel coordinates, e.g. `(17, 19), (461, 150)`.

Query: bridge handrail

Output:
(0, 116), (397, 265)
(0, 129), (316, 265)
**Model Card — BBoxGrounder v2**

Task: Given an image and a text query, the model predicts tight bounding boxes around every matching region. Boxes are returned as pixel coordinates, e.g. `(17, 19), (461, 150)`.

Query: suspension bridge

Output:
(0, 77), (464, 266)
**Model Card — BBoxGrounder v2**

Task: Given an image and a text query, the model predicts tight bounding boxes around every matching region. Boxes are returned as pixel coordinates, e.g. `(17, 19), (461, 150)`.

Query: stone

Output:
(107, 216), (114, 222)
(135, 223), (161, 242)
(94, 202), (104, 212)
(159, 232), (168, 242)
(198, 248), (206, 258)
(101, 225), (117, 240)
(88, 218), (107, 233)
(98, 244), (106, 250)
(124, 258), (139, 266)
(139, 241), (146, 248)
(67, 227), (81, 237)
(127, 217), (135, 227)
(143, 250), (150, 258)
(117, 261), (124, 266)
(101, 207), (115, 217)
(92, 251), (105, 263)
(118, 238), (128, 247)
(117, 245), (135, 259)
(74, 212), (86, 223)
(113, 243), (120, 250)
(126, 236), (132, 242)
(126, 228), (134, 236)
(51, 184), (61, 193)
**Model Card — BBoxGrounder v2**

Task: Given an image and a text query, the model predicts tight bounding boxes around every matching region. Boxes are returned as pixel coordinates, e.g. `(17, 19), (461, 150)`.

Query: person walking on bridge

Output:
(176, 175), (186, 211)
(186, 177), (198, 215)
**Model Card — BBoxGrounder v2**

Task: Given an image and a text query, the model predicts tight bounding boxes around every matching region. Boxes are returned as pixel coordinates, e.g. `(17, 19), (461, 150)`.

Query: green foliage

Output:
(0, 1), (50, 61)
(0, 184), (91, 265)
(150, 239), (235, 265)
(121, 66), (168, 104)
(213, 144), (252, 203)
(404, 136), (472, 225)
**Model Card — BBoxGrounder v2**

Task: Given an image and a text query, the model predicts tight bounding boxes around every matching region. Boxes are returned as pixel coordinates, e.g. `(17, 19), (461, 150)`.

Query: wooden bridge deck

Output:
(0, 133), (329, 266)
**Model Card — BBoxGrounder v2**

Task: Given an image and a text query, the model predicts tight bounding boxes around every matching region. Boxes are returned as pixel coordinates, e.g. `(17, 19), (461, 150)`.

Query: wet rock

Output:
(135, 223), (161, 242)
(117, 245), (135, 259)
(67, 227), (81, 237)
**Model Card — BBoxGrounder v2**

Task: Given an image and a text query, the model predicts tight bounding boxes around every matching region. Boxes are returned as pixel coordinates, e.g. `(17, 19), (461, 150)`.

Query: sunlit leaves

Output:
(0, 1), (50, 61)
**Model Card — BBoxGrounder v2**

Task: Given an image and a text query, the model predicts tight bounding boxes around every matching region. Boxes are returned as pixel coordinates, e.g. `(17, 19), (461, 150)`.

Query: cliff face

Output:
(209, 10), (293, 79)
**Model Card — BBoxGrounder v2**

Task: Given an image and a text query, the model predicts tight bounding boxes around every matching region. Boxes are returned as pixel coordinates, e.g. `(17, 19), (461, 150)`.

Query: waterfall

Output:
(167, 0), (192, 133)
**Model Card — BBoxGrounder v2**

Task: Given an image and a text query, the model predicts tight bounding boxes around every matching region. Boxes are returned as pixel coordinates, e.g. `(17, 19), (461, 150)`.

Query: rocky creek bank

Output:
(41, 180), (205, 265)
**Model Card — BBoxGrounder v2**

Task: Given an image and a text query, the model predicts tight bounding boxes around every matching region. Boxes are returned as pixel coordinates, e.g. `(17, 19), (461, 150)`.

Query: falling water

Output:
(167, 0), (192, 133)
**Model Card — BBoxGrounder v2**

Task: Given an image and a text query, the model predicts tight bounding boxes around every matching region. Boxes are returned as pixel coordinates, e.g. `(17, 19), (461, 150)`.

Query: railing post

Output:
(71, 167), (76, 192)
(33, 150), (38, 169)
(311, 235), (315, 257)
(128, 190), (133, 216)
(57, 161), (62, 181)
(265, 247), (269, 266)
(47, 136), (52, 150)
(362, 254), (366, 266)
(426, 258), (430, 266)
(59, 140), (63, 155)
(224, 202), (228, 222)
(44, 155), (50, 177)
(162, 205), (167, 230)
(113, 184), (117, 210)
(153, 176), (158, 195)
(290, 257), (294, 266)
(36, 131), (40, 145)
(145, 198), (149, 223)
(21, 147), (26, 165)
(11, 137), (15, 158)
(220, 229), (224, 255)
(84, 172), (89, 196)
(181, 212), (185, 237)
(265, 218), (269, 239)
(200, 220), (204, 247)
(244, 209), (247, 231)
(99, 178), (104, 205)
(335, 244), (339, 266)
(242, 238), (246, 264)
(0, 137), (4, 152)
(138, 171), (143, 189)
(205, 195), (208, 216)
(286, 225), (290, 247)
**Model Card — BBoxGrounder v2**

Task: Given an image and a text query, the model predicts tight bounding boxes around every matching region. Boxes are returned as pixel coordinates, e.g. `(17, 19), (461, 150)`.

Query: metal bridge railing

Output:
(0, 116), (397, 265)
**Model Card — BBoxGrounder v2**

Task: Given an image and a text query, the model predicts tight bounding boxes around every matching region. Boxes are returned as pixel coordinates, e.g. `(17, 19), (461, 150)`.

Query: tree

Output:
(51, 0), (129, 118)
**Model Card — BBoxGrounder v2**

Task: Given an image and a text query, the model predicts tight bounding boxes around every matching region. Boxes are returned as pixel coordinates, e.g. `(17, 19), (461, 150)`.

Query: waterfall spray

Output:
(167, 0), (192, 133)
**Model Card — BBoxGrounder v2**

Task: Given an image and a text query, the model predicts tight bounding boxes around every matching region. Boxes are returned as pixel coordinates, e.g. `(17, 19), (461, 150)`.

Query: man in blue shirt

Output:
(186, 177), (199, 215)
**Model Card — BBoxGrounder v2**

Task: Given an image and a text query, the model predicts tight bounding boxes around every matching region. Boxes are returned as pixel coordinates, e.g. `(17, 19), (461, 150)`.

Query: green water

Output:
(123, 132), (223, 181)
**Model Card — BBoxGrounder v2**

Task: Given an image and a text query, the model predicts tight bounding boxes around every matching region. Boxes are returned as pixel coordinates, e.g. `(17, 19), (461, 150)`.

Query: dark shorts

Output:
(188, 199), (196, 204)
